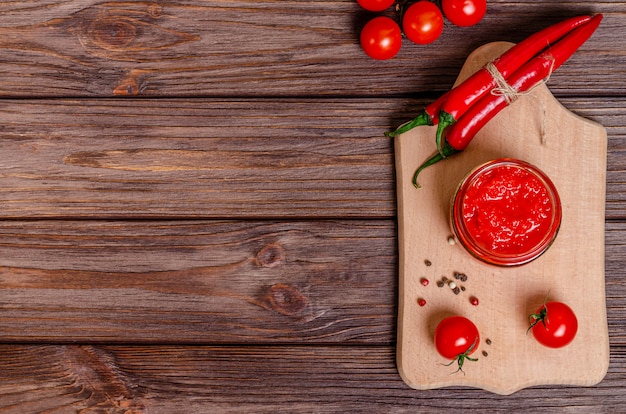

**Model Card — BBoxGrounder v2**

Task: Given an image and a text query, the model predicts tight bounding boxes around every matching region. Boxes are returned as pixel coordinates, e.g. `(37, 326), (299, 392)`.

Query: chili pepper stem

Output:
(413, 141), (458, 188)
(436, 111), (456, 155)
(385, 110), (433, 138)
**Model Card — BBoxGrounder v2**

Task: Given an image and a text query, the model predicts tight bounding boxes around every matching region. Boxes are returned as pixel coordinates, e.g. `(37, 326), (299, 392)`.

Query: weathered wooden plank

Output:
(0, 219), (624, 344)
(0, 344), (625, 413)
(0, 1), (621, 97)
(0, 98), (624, 219)
(0, 220), (397, 343)
(0, 98), (396, 219)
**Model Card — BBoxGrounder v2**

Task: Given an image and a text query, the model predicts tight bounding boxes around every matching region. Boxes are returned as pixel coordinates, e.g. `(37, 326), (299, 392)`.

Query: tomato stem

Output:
(527, 291), (552, 334)
(442, 337), (479, 374)
(527, 305), (549, 333)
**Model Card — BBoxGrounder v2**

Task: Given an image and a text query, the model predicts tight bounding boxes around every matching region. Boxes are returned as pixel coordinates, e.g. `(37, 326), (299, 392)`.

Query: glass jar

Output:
(450, 158), (562, 266)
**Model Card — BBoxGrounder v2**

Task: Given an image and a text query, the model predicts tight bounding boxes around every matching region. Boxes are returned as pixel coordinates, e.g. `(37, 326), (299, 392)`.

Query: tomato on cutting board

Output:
(434, 315), (480, 372)
(528, 301), (578, 348)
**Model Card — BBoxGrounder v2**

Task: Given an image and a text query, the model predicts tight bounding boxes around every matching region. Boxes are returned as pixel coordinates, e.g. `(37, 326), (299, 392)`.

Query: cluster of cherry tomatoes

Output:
(358, 0), (487, 60)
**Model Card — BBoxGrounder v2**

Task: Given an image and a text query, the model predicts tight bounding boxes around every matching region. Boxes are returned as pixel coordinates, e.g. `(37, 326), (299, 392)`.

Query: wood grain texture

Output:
(0, 344), (625, 413)
(0, 219), (624, 346)
(0, 1), (622, 97)
(0, 98), (624, 219)
(0, 220), (396, 343)
(0, 99), (395, 219)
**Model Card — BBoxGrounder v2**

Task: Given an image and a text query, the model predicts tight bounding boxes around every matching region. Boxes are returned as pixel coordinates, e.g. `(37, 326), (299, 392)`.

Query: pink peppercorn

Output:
(470, 297), (479, 306)
(418, 298), (427, 307)
(420, 278), (429, 286)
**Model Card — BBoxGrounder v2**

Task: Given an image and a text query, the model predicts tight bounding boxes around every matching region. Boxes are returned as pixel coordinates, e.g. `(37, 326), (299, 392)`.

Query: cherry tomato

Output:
(529, 301), (578, 348)
(360, 16), (402, 60)
(402, 1), (444, 45)
(441, 0), (486, 27)
(434, 316), (479, 372)
(356, 0), (395, 12)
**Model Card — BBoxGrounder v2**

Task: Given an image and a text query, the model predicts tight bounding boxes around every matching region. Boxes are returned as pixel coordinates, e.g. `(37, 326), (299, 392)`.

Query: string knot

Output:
(485, 62), (519, 104)
(483, 56), (556, 145)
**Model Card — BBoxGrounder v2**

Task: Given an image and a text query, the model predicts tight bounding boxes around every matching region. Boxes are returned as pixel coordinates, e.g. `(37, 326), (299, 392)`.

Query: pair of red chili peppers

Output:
(387, 14), (603, 188)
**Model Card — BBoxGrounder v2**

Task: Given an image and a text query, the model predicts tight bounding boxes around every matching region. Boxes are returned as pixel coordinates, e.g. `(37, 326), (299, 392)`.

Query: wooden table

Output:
(0, 1), (624, 412)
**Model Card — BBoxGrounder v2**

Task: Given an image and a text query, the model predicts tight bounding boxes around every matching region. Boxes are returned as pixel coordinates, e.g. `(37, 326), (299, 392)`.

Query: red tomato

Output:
(441, 0), (486, 27)
(356, 0), (395, 12)
(360, 16), (402, 60)
(529, 301), (578, 348)
(434, 316), (479, 372)
(402, 1), (444, 45)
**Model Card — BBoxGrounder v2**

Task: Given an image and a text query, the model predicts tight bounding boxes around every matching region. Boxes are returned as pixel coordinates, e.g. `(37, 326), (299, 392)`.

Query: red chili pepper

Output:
(411, 14), (602, 188)
(445, 14), (602, 151)
(434, 14), (592, 153)
(387, 15), (591, 140)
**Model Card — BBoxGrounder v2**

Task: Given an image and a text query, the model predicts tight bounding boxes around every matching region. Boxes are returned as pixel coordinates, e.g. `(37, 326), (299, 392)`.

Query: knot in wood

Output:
(255, 243), (285, 268)
(265, 283), (307, 316)
(91, 17), (137, 50)
(148, 3), (163, 19)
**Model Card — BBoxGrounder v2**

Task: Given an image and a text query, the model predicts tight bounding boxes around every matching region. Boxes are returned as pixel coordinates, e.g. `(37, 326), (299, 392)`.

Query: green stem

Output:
(442, 337), (479, 374)
(412, 140), (458, 188)
(435, 111), (456, 155)
(527, 305), (549, 333)
(527, 292), (552, 334)
(385, 110), (433, 138)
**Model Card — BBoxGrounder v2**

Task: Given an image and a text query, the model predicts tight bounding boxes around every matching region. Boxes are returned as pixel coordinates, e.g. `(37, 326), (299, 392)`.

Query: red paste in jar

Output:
(461, 164), (553, 256)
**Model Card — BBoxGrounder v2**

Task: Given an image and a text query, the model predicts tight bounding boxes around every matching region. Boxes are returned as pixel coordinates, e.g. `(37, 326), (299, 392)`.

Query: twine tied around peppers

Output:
(484, 56), (556, 144)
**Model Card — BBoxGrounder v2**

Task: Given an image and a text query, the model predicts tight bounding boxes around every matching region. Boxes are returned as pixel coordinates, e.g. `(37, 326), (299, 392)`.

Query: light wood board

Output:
(395, 42), (609, 395)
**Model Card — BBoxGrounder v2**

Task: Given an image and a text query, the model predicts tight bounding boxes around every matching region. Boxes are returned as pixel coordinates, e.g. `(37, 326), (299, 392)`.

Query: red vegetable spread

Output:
(461, 164), (553, 256)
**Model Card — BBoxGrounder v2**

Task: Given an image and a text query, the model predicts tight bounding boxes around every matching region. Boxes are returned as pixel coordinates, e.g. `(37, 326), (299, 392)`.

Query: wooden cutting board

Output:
(395, 42), (609, 395)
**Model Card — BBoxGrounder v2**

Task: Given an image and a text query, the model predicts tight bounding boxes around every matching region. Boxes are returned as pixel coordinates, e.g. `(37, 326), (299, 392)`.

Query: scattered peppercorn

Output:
(460, 286), (466, 292)
(486, 338), (492, 345)
(447, 236), (456, 245)
(454, 272), (468, 282)
(418, 298), (427, 307)
(482, 350), (488, 357)
(453, 287), (461, 295)
(424, 259), (432, 267)
(437, 280), (445, 288)
(420, 278), (429, 286)
(448, 281), (456, 289)
(470, 296), (479, 306)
